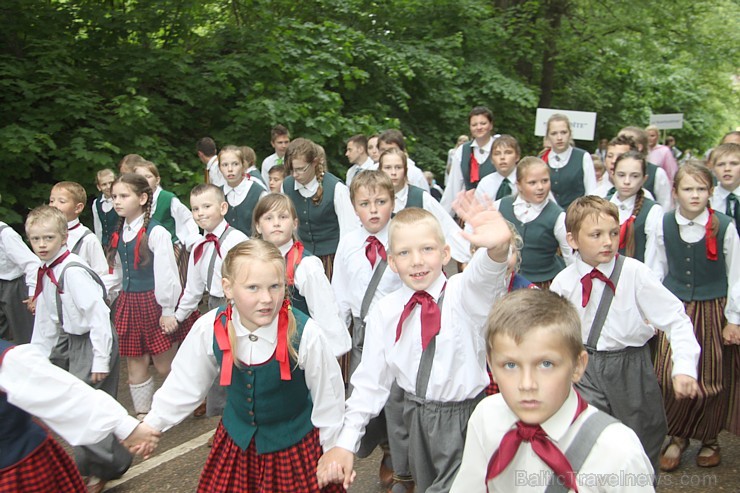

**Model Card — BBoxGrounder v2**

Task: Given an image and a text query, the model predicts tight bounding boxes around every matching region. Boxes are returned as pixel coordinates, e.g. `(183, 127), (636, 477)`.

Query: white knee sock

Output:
(129, 377), (154, 415)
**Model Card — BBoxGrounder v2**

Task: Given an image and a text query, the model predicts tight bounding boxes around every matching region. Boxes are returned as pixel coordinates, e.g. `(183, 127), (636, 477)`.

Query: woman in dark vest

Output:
(541, 113), (597, 210)
(281, 138), (358, 280)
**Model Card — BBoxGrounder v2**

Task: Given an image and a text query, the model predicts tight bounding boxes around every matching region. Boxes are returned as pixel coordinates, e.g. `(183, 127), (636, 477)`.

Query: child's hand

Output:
(23, 296), (36, 314)
(317, 447), (355, 489)
(123, 422), (161, 459)
(453, 190), (511, 262)
(160, 316), (178, 334)
(672, 374), (699, 399)
(90, 372), (109, 384)
(722, 323), (740, 345)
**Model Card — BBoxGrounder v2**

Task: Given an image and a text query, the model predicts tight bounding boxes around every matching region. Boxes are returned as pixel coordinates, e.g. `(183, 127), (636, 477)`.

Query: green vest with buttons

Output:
(662, 211), (731, 301)
(618, 198), (657, 263)
(460, 142), (494, 190)
(499, 196), (565, 282)
(549, 147), (586, 210)
(118, 220), (160, 292)
(151, 190), (177, 243)
(213, 307), (314, 453)
(283, 173), (341, 256)
(224, 183), (264, 237)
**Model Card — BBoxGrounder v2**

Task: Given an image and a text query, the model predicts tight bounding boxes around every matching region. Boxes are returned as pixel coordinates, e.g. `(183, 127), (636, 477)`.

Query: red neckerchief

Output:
(285, 241), (304, 286)
(705, 208), (718, 261)
(33, 250), (71, 300)
(619, 215), (636, 250)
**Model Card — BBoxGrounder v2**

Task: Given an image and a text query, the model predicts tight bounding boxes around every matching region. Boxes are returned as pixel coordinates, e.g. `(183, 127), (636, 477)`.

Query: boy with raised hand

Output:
(319, 190), (512, 493)
(25, 205), (131, 493)
(451, 289), (654, 492)
(550, 196), (700, 471)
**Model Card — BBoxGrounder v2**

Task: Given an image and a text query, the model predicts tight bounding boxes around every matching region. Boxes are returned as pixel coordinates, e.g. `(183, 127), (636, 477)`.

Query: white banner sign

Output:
(649, 113), (684, 130)
(535, 108), (597, 141)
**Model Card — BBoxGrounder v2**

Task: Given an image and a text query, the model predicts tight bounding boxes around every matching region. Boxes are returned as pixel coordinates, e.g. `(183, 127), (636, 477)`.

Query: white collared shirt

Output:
(224, 177), (267, 208)
(710, 184), (740, 216)
(1, 344), (140, 446)
(336, 248), (508, 452)
(175, 220), (249, 322)
(395, 185), (471, 263)
(332, 224), (403, 326)
(451, 389), (654, 493)
(261, 152), (282, 184)
(656, 209), (740, 324)
(546, 146), (597, 196)
(609, 194), (665, 276)
(150, 186), (201, 250)
(207, 155), (226, 187)
(441, 136), (496, 214)
(0, 221), (40, 294)
(405, 157), (430, 193)
(474, 171), (518, 202)
(67, 219), (108, 277)
(550, 256), (700, 377)
(145, 307), (345, 451)
(278, 240), (350, 357)
(30, 250), (113, 373)
(110, 214), (182, 316)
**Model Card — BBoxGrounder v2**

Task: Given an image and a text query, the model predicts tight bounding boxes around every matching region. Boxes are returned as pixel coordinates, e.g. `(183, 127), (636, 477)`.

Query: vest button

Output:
(251, 421), (256, 426)
(685, 258), (691, 262)
(249, 411), (254, 416)
(686, 271), (691, 275)
(685, 283), (691, 288)
(247, 397), (252, 402)
(246, 383), (252, 389)
(247, 370), (253, 376)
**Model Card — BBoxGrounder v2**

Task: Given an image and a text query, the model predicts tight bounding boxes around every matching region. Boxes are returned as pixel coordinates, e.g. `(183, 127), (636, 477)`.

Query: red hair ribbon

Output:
(213, 304), (235, 386)
(275, 298), (292, 381)
(110, 231), (120, 249)
(705, 208), (718, 261)
(619, 216), (635, 250)
(285, 241), (304, 287)
(133, 227), (146, 270)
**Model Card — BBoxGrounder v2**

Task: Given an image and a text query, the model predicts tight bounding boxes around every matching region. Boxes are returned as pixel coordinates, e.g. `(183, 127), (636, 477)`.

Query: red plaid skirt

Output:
(198, 422), (345, 493)
(114, 290), (173, 357)
(172, 310), (200, 343)
(0, 436), (85, 492)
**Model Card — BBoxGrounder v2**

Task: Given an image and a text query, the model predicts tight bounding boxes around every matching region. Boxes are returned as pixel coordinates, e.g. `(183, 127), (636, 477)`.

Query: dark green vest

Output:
(644, 163), (658, 199)
(118, 220), (160, 292)
(95, 197), (119, 248)
(151, 190), (177, 243)
(248, 169), (267, 189)
(213, 308), (314, 454)
(549, 148), (586, 210)
(662, 211), (731, 301)
(224, 183), (264, 237)
(499, 197), (565, 282)
(460, 142), (494, 190)
(283, 173), (341, 256)
(618, 198), (657, 263)
(288, 246), (313, 314)
(405, 185), (425, 209)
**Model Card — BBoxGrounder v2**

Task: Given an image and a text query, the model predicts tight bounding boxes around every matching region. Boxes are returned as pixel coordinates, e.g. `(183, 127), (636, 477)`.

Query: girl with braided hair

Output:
(108, 173), (182, 419)
(281, 138), (358, 280)
(609, 150), (664, 276)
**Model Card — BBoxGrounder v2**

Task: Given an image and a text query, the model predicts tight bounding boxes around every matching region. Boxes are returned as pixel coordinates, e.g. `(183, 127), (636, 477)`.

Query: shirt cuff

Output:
(671, 357), (698, 380)
(725, 310), (740, 326)
(143, 412), (169, 433)
(114, 415), (142, 441)
(91, 355), (111, 374)
(161, 307), (175, 317)
(335, 428), (361, 454)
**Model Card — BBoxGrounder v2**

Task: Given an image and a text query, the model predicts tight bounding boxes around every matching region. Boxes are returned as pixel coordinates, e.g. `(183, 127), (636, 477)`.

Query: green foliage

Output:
(0, 0), (737, 226)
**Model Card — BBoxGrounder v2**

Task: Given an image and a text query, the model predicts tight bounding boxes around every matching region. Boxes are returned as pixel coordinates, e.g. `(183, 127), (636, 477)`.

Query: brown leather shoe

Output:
(379, 450), (393, 486)
(387, 475), (415, 493)
(659, 437), (688, 472)
(696, 443), (721, 468)
(193, 400), (207, 418)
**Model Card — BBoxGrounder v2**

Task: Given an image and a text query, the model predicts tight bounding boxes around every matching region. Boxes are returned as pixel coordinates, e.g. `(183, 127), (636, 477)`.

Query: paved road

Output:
(53, 360), (735, 493)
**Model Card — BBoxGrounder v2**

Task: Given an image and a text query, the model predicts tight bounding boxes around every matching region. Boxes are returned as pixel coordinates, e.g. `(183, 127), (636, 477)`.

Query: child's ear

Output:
(566, 231), (579, 251)
(441, 244), (452, 266)
(219, 201), (229, 216)
(74, 202), (85, 216)
(387, 254), (399, 274)
(571, 350), (589, 383)
(222, 278), (233, 300)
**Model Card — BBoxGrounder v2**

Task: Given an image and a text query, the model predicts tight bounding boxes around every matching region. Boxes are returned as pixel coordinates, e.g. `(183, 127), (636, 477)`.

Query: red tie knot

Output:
(516, 422), (543, 441)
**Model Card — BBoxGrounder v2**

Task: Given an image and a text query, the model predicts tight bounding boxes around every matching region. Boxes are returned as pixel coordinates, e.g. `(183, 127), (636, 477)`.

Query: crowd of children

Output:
(0, 116), (738, 493)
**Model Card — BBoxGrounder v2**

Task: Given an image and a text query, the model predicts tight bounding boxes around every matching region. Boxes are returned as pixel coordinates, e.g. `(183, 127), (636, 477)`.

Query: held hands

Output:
(160, 315), (178, 334)
(722, 323), (740, 345)
(23, 296), (36, 314)
(90, 372), (109, 384)
(316, 447), (356, 489)
(452, 190), (511, 262)
(122, 422), (161, 459)
(672, 374), (699, 400)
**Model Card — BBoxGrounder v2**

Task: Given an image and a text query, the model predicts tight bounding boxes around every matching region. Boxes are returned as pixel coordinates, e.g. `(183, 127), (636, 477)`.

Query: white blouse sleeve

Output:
(723, 223), (740, 324)
(170, 196), (201, 251)
(149, 225), (181, 316)
(643, 204), (666, 278)
(554, 211), (575, 265)
(333, 182), (360, 237)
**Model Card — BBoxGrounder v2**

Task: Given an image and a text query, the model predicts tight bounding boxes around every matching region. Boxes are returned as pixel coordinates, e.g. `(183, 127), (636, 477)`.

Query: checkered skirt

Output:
(114, 290), (173, 357)
(198, 422), (345, 493)
(0, 436), (85, 492)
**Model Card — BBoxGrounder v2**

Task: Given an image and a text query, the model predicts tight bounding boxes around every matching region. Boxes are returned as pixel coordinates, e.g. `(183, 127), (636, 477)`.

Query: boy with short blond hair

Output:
(321, 191), (513, 493)
(25, 205), (131, 491)
(550, 196), (700, 471)
(709, 143), (740, 232)
(91, 168), (119, 250)
(474, 134), (521, 201)
(452, 289), (654, 492)
(50, 181), (108, 277)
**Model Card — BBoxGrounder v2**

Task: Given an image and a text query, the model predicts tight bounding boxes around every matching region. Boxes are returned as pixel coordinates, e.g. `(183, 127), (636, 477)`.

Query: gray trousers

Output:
(576, 344), (667, 472)
(56, 331), (133, 480)
(385, 381), (411, 476)
(403, 392), (482, 493)
(206, 295), (227, 417)
(0, 276), (34, 343)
